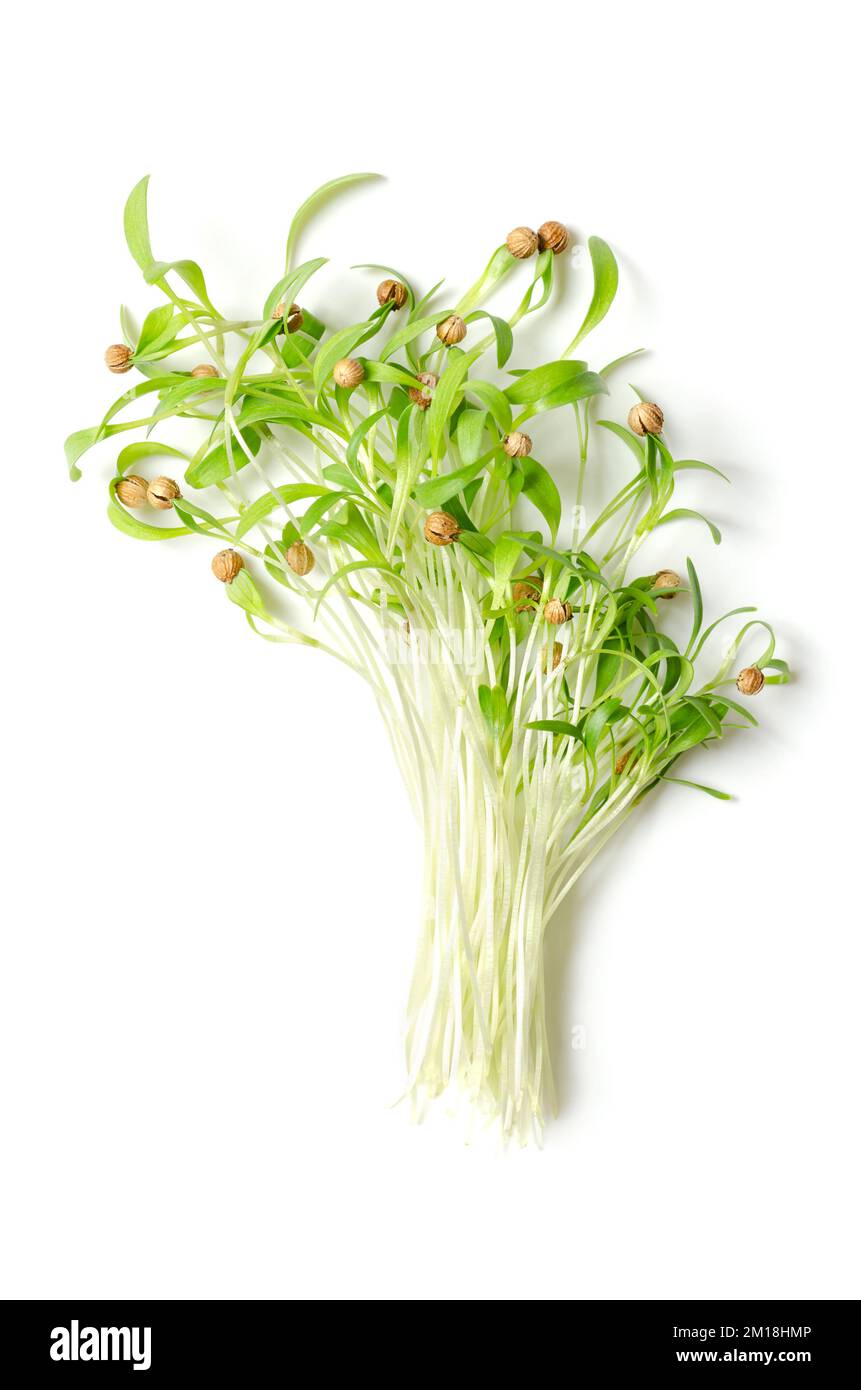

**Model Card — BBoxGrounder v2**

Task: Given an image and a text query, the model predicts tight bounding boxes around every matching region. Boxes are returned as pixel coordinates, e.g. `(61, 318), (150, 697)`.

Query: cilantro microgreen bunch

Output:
(67, 176), (788, 1141)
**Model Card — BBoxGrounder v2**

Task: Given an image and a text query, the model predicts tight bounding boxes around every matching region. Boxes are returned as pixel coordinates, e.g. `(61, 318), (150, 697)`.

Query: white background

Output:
(2, 0), (859, 1300)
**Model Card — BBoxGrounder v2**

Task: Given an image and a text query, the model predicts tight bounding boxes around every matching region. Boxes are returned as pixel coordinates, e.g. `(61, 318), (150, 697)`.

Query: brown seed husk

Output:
(115, 474), (149, 508)
(211, 549), (244, 583)
(544, 598), (572, 625)
(377, 279), (408, 309)
(272, 302), (303, 332)
(105, 343), (133, 373)
(503, 431), (532, 458)
(512, 575), (542, 612)
(332, 357), (364, 388)
(436, 314), (467, 346)
(408, 371), (438, 410)
(541, 641), (564, 672)
(537, 220), (569, 254)
(147, 476), (180, 509)
(287, 541), (315, 576)
(614, 749), (639, 776)
(654, 569), (682, 598)
(506, 226), (539, 259)
(628, 401), (664, 436)
(423, 511), (460, 546)
(736, 665), (765, 695)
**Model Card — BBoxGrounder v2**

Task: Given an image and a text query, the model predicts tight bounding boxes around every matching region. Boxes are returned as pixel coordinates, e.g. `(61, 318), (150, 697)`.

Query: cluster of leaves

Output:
(66, 174), (788, 816)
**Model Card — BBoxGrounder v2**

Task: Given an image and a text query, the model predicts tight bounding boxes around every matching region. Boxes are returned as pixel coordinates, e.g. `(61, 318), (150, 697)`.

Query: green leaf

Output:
(457, 408), (488, 465)
(65, 427), (100, 480)
(464, 310), (513, 367)
(380, 310), (452, 362)
(346, 409), (388, 474)
(456, 244), (515, 315)
(517, 371), (609, 418)
(478, 684), (511, 739)
(505, 360), (588, 406)
(361, 360), (422, 387)
(262, 257), (328, 321)
(683, 696), (725, 738)
(582, 698), (624, 757)
(599, 347), (645, 378)
(107, 495), (191, 541)
(466, 380), (512, 433)
(653, 508), (722, 545)
(285, 173), (381, 271)
(116, 441), (189, 475)
(148, 258), (216, 314)
(686, 557), (703, 653)
(135, 303), (175, 357)
(300, 491), (352, 535)
(322, 462), (360, 491)
(226, 569), (269, 619)
(659, 776), (731, 801)
(594, 639), (623, 699)
(172, 499), (233, 537)
(674, 459), (731, 483)
(413, 459), (487, 509)
(428, 350), (477, 463)
(491, 534), (523, 607)
(526, 720), (587, 747)
(124, 176), (218, 314)
(65, 421), (145, 480)
(313, 317), (381, 391)
(234, 483), (329, 538)
(596, 419), (645, 464)
(565, 237), (619, 353)
(185, 428), (263, 489)
(311, 559), (395, 615)
(320, 502), (386, 564)
(124, 175), (154, 272)
(519, 458), (561, 538)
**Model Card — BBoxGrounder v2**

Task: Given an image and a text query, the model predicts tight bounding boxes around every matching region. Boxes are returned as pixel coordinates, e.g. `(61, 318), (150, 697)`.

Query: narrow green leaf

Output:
(478, 684), (510, 739)
(517, 370), (608, 418)
(526, 719), (587, 747)
(466, 380), (512, 433)
(380, 310), (452, 362)
(262, 257), (328, 321)
(313, 317), (381, 391)
(653, 508), (722, 545)
(107, 495), (191, 541)
(226, 569), (269, 618)
(234, 483), (329, 538)
(116, 441), (189, 475)
(457, 408), (488, 465)
(505, 360), (588, 406)
(185, 428), (262, 489)
(414, 459), (487, 509)
(428, 351), (476, 463)
(135, 303), (175, 357)
(565, 236), (619, 353)
(285, 173), (381, 271)
(491, 534), (523, 607)
(596, 419), (645, 463)
(123, 175), (154, 272)
(686, 557), (703, 653)
(519, 457), (561, 538)
(659, 776), (731, 801)
(582, 698), (624, 756)
(464, 310), (513, 367)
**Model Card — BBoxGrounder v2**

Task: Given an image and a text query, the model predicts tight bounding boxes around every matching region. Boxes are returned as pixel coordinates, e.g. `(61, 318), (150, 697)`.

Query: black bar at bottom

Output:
(1, 1299), (857, 1375)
